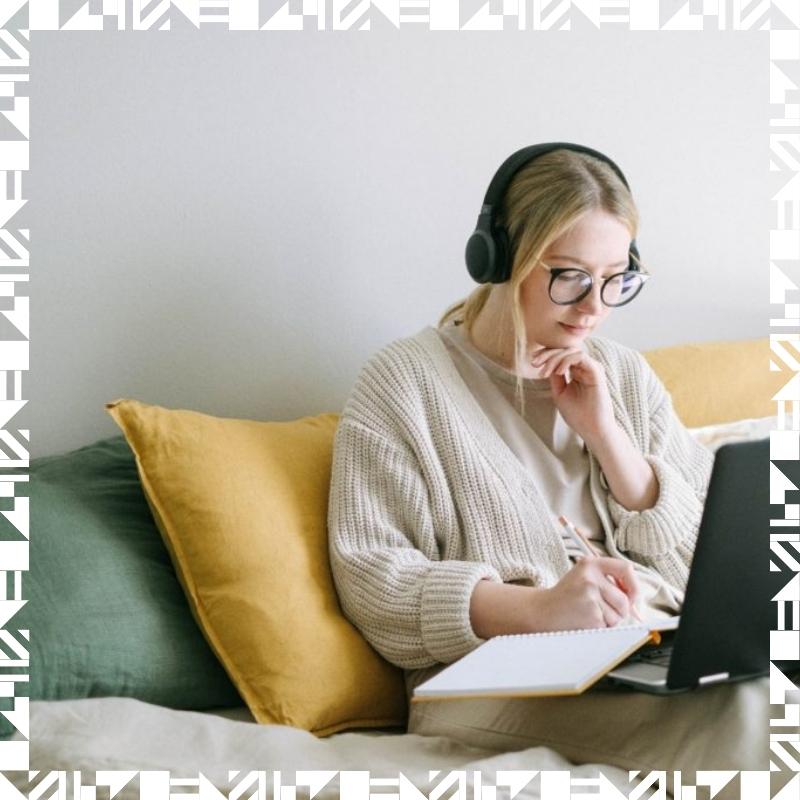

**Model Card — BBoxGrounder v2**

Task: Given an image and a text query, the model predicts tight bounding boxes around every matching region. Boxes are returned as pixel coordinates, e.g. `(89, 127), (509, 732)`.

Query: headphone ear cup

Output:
(492, 227), (512, 283)
(465, 229), (497, 284)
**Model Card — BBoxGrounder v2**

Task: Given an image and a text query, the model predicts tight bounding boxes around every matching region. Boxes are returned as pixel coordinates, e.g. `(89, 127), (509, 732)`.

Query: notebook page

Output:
(646, 615), (680, 631)
(413, 625), (652, 700)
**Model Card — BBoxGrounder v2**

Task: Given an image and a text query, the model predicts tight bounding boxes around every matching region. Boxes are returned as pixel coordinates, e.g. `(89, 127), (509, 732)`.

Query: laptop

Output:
(605, 437), (791, 694)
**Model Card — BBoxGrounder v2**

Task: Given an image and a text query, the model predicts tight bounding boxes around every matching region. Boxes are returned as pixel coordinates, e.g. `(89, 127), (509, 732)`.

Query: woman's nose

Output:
(577, 282), (605, 314)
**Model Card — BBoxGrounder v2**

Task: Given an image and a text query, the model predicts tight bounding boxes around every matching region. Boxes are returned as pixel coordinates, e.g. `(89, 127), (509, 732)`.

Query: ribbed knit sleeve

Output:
(328, 417), (503, 670)
(606, 351), (714, 592)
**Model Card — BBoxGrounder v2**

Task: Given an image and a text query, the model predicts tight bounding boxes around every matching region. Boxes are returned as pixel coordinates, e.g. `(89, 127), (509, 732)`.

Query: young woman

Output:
(327, 143), (770, 781)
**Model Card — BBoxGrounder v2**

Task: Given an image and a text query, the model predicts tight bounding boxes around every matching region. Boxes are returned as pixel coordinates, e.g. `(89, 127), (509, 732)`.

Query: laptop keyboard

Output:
(630, 645), (673, 667)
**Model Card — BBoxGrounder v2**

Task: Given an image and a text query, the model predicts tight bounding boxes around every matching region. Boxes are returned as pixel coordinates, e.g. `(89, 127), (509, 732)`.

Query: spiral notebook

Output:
(412, 622), (672, 701)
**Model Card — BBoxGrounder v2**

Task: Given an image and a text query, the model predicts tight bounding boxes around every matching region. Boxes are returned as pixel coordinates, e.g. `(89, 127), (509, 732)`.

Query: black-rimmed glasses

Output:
(537, 261), (651, 307)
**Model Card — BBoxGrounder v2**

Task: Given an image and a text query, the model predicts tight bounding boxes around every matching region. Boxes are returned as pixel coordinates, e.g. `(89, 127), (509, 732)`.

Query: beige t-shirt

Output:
(437, 319), (682, 620)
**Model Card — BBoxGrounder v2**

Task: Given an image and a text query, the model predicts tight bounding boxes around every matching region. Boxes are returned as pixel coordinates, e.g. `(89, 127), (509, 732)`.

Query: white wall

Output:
(30, 29), (768, 457)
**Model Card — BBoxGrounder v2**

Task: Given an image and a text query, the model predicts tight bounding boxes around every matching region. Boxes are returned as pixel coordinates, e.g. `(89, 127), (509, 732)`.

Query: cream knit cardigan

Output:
(327, 326), (715, 670)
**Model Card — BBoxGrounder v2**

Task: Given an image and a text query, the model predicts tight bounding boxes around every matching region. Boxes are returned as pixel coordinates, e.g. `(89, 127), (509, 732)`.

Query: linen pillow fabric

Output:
(688, 415), (776, 453)
(106, 399), (407, 736)
(0, 435), (242, 738)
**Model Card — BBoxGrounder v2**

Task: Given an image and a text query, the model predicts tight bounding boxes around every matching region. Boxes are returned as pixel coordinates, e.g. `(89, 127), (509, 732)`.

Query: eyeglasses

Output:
(537, 260), (651, 307)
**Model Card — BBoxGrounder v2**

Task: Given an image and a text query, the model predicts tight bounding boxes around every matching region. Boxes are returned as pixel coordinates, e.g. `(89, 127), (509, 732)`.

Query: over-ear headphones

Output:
(465, 142), (641, 284)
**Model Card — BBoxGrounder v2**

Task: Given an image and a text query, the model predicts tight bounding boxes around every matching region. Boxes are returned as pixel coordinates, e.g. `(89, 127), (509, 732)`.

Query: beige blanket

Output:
(5, 697), (632, 798)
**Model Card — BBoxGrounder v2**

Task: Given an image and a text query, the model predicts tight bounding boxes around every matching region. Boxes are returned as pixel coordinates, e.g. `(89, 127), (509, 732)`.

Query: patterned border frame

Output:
(0, 1), (794, 798)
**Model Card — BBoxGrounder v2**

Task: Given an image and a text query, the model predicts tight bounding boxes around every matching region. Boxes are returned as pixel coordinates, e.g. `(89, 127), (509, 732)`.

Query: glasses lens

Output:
(603, 272), (644, 307)
(550, 269), (592, 304)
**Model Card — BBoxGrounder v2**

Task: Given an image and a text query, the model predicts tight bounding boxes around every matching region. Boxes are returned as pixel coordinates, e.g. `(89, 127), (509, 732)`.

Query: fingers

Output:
(560, 557), (641, 629)
(532, 348), (594, 380)
(531, 347), (580, 375)
(594, 557), (640, 607)
(597, 578), (631, 624)
(566, 559), (623, 628)
(547, 354), (584, 379)
(573, 557), (639, 627)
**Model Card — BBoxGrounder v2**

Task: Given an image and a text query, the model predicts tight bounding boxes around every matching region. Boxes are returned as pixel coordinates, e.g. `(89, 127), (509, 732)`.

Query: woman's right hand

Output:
(533, 557), (640, 631)
(469, 560), (641, 640)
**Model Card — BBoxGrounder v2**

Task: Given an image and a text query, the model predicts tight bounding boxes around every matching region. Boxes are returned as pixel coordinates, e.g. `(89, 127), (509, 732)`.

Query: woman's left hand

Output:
(531, 346), (617, 443)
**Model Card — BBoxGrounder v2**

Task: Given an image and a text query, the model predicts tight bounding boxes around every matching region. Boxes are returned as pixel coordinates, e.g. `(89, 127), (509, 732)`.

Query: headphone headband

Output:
(465, 142), (640, 284)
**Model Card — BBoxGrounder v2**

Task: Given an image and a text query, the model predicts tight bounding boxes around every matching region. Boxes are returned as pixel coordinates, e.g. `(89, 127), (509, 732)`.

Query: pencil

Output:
(558, 514), (601, 557)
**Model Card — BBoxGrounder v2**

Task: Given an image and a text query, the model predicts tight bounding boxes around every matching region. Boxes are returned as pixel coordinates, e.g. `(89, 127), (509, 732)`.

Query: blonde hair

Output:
(438, 148), (641, 415)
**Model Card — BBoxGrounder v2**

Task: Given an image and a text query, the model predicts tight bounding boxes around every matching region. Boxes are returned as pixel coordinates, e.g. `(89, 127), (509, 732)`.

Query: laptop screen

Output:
(666, 438), (794, 688)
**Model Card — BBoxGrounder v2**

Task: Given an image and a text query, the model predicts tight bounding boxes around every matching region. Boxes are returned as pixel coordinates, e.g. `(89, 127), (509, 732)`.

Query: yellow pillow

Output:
(106, 398), (407, 736)
(642, 337), (780, 428)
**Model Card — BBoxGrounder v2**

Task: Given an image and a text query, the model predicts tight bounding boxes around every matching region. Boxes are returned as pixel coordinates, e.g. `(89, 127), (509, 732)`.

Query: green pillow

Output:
(0, 435), (241, 737)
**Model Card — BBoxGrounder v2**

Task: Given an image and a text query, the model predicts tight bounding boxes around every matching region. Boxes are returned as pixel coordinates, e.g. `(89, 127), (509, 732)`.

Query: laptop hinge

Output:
(698, 671), (730, 686)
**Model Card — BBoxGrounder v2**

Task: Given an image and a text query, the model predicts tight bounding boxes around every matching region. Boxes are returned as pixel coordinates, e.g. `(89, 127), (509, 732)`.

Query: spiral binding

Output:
(495, 623), (648, 641)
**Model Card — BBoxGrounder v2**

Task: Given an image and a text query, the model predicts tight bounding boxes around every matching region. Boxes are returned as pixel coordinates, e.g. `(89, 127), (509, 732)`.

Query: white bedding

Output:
(5, 416), (777, 798)
(6, 697), (631, 798)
